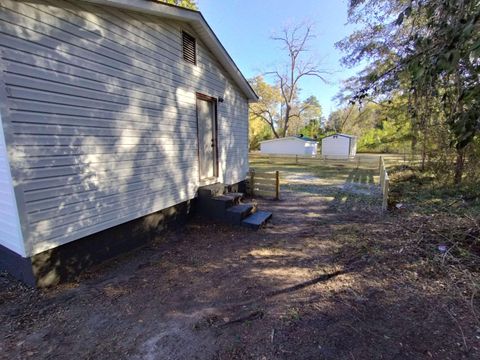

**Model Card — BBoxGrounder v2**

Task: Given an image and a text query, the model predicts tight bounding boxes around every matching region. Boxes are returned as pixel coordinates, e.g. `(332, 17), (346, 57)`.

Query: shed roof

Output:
(323, 133), (357, 139)
(82, 0), (258, 101)
(260, 136), (318, 144)
(295, 135), (318, 142)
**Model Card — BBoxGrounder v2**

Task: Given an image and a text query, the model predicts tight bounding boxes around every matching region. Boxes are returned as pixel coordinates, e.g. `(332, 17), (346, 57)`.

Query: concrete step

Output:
(209, 192), (243, 209)
(197, 192), (244, 219)
(222, 192), (243, 204)
(196, 185), (270, 230)
(241, 210), (272, 230)
(198, 183), (225, 198)
(225, 203), (256, 225)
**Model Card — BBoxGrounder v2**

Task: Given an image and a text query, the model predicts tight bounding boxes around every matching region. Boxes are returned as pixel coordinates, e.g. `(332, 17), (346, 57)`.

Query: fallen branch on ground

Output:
(219, 310), (264, 327)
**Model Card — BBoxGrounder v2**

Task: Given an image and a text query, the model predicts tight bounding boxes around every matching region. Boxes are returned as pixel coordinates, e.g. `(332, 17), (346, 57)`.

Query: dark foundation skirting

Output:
(1, 199), (196, 287)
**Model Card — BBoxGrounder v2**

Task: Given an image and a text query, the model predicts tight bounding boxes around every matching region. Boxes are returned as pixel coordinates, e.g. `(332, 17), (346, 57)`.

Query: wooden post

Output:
(250, 169), (255, 196)
(275, 171), (280, 200)
(382, 176), (389, 212)
(379, 157), (385, 188)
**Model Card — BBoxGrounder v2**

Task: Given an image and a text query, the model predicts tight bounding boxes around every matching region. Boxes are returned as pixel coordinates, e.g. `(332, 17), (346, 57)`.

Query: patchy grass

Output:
(388, 164), (480, 215)
(381, 163), (480, 337)
(250, 154), (378, 181)
(0, 153), (478, 359)
(249, 154), (383, 213)
(250, 153), (480, 357)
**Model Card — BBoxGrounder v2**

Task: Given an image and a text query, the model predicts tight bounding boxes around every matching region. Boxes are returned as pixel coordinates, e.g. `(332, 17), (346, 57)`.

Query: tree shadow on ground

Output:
(0, 190), (477, 359)
(1, 146), (476, 360)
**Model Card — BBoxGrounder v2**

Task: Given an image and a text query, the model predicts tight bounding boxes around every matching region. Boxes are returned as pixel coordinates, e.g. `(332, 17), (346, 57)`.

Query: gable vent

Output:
(182, 31), (196, 65)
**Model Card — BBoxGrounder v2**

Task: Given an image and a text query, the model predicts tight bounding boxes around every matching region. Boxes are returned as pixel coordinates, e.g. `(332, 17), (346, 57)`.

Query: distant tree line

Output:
(335, 0), (479, 184)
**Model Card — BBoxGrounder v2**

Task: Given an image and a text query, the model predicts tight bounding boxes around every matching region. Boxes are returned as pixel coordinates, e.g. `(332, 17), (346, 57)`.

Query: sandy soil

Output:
(0, 176), (479, 359)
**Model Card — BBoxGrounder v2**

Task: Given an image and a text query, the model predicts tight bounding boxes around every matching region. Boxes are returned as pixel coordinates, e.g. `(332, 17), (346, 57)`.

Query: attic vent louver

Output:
(182, 31), (196, 65)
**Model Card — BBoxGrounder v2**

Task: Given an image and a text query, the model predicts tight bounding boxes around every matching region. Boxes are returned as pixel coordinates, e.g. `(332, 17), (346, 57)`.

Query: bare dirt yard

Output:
(1, 155), (479, 359)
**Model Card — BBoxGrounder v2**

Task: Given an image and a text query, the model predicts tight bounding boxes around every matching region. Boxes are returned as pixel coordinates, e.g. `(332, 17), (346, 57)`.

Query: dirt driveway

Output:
(1, 163), (478, 359)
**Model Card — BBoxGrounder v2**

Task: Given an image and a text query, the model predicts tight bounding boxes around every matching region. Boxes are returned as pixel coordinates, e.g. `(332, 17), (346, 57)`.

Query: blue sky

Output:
(197, 0), (362, 117)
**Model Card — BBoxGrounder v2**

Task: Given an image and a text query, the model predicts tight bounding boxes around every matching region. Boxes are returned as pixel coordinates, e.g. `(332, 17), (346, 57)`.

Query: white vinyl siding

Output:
(260, 138), (317, 156)
(0, 113), (25, 256)
(321, 135), (355, 159)
(0, 0), (249, 256)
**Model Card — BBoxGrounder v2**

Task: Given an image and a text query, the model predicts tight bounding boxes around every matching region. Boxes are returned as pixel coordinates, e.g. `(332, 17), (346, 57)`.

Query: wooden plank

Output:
(247, 184), (275, 191)
(297, 156), (319, 160)
(249, 170), (277, 175)
(275, 171), (280, 200)
(251, 174), (275, 181)
(382, 177), (389, 211)
(252, 177), (276, 182)
(268, 157), (294, 162)
(250, 177), (276, 182)
(252, 171), (276, 176)
(253, 183), (275, 189)
(251, 186), (276, 193)
(247, 181), (275, 189)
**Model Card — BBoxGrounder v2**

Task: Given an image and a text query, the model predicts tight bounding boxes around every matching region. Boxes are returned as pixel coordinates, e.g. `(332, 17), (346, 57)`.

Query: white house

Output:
(321, 134), (357, 159)
(260, 136), (318, 156)
(0, 0), (258, 286)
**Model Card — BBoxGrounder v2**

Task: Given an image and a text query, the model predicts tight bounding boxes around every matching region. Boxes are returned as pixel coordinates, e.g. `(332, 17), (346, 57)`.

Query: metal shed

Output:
(321, 134), (357, 159)
(260, 136), (318, 156)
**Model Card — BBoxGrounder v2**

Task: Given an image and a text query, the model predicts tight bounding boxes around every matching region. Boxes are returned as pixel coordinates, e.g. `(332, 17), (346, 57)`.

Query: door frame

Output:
(195, 92), (219, 184)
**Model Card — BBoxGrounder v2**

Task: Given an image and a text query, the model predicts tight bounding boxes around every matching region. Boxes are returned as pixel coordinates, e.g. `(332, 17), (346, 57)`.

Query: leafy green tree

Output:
(326, 94), (411, 153)
(158, 0), (197, 10)
(301, 96), (322, 124)
(290, 96), (323, 136)
(326, 106), (356, 133)
(249, 114), (272, 150)
(338, 0), (480, 183)
(249, 77), (324, 139)
(249, 76), (283, 138)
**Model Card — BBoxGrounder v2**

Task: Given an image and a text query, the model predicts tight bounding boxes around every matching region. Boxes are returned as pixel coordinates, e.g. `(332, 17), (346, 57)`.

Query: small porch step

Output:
(198, 192), (243, 218)
(226, 203), (256, 225)
(197, 183), (272, 229)
(242, 210), (272, 230)
(198, 183), (225, 198)
(216, 192), (243, 204)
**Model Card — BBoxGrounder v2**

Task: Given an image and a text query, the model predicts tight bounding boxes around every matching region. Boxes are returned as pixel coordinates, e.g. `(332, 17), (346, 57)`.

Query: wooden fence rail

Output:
(379, 156), (389, 211)
(246, 169), (280, 200)
(249, 153), (381, 168)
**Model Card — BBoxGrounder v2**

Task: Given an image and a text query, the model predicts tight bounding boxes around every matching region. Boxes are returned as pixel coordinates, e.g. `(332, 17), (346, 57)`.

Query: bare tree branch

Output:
(250, 23), (328, 139)
(269, 23), (328, 137)
(250, 105), (280, 138)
